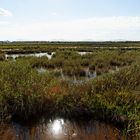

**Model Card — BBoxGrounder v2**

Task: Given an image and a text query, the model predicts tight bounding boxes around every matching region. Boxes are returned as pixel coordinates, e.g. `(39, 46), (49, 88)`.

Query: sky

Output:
(0, 0), (140, 41)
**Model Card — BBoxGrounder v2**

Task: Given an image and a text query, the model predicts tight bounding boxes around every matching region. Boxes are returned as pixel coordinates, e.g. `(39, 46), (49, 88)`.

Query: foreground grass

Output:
(0, 59), (140, 138)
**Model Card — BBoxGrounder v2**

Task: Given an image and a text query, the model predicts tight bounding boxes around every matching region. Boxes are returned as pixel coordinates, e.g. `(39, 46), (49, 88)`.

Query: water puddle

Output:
(36, 67), (97, 83)
(36, 67), (47, 73)
(5, 52), (55, 60)
(78, 52), (92, 56)
(0, 119), (129, 140)
(60, 69), (97, 84)
(5, 51), (92, 60)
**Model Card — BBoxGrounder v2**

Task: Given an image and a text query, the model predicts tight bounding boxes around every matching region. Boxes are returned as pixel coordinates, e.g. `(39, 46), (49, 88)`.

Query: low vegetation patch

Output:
(0, 48), (140, 138)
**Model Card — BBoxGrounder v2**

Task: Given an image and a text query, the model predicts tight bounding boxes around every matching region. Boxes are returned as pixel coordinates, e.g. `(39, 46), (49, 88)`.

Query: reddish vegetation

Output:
(48, 86), (64, 95)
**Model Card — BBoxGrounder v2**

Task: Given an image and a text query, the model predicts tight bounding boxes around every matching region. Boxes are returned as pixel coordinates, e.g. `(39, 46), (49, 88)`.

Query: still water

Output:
(5, 52), (55, 60)
(0, 119), (129, 140)
(5, 51), (91, 60)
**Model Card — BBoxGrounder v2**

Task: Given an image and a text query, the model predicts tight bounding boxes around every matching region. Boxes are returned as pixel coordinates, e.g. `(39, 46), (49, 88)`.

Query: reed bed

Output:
(0, 49), (140, 138)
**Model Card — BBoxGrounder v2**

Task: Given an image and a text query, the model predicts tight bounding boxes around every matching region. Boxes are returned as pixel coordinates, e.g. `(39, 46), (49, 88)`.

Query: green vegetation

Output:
(0, 60), (140, 137)
(0, 42), (140, 138)
(0, 52), (5, 61)
(1, 41), (140, 54)
(25, 50), (140, 77)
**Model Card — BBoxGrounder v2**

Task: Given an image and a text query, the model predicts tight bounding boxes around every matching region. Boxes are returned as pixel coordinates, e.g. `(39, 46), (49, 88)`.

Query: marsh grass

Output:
(0, 52), (5, 61)
(0, 50), (140, 138)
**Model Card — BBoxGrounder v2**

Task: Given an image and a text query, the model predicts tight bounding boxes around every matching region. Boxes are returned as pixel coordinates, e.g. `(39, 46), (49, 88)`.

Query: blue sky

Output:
(0, 0), (140, 41)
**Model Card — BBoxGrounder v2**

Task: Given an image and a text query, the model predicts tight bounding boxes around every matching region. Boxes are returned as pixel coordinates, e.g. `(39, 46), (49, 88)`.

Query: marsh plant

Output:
(0, 49), (140, 138)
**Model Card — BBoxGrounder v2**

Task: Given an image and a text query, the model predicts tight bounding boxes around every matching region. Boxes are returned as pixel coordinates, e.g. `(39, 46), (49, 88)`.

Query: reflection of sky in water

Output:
(5, 51), (90, 60)
(78, 52), (92, 56)
(36, 67), (47, 73)
(47, 119), (77, 139)
(0, 119), (125, 140)
(5, 52), (55, 60)
(51, 119), (64, 135)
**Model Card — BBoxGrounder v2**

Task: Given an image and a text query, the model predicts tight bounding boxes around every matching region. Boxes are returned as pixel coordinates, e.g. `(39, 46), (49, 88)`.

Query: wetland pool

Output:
(0, 118), (130, 140)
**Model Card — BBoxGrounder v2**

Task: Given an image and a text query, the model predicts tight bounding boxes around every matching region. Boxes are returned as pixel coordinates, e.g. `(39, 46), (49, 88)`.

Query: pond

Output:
(5, 52), (56, 60)
(0, 118), (129, 140)
(5, 51), (92, 60)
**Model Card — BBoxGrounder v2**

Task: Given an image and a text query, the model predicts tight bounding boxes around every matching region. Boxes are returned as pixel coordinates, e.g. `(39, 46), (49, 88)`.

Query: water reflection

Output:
(5, 52), (55, 60)
(5, 51), (90, 60)
(60, 69), (97, 84)
(36, 68), (47, 73)
(78, 52), (92, 56)
(51, 119), (64, 135)
(0, 118), (131, 140)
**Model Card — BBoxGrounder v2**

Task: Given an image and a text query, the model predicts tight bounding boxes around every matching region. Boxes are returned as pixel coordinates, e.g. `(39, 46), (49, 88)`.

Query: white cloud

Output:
(0, 8), (12, 16)
(0, 16), (140, 41)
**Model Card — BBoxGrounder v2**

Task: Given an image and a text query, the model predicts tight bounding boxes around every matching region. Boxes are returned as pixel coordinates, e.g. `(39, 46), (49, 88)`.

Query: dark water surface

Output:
(0, 119), (130, 140)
